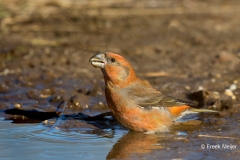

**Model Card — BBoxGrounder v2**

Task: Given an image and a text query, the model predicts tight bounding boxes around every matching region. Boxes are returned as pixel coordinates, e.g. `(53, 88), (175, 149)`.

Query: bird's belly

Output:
(112, 107), (172, 133)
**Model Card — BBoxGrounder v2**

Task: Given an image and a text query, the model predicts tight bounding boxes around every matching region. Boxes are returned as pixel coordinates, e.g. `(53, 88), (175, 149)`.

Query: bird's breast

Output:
(105, 87), (172, 132)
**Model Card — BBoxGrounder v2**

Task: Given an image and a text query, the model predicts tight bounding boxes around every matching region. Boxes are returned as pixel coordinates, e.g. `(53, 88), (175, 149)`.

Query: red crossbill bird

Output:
(90, 52), (218, 134)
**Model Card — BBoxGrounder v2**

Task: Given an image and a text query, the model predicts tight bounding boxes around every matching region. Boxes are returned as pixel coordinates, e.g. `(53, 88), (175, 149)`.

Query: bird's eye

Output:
(111, 58), (116, 62)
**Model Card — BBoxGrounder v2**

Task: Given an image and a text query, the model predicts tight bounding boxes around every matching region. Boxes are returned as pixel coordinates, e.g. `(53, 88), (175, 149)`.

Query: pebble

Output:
(217, 51), (236, 62)
(215, 73), (221, 78)
(229, 84), (237, 91)
(43, 120), (48, 124)
(211, 91), (221, 99)
(224, 89), (236, 100)
(185, 86), (190, 90)
(40, 88), (55, 98)
(211, 78), (216, 83)
(198, 86), (204, 90)
(14, 103), (22, 108)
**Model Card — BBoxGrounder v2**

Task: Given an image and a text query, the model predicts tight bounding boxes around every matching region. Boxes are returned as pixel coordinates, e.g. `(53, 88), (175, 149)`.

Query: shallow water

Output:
(1, 115), (240, 160)
(0, 118), (127, 160)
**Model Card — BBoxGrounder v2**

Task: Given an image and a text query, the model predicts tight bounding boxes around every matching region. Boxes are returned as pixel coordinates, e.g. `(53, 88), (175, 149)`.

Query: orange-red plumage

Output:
(90, 52), (217, 133)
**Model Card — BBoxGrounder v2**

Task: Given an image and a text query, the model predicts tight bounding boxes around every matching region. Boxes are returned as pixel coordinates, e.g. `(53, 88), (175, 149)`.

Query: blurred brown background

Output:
(0, 0), (239, 112)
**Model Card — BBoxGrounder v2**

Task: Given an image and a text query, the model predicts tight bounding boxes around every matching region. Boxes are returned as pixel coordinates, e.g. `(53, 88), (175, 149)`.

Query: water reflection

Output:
(107, 131), (166, 159)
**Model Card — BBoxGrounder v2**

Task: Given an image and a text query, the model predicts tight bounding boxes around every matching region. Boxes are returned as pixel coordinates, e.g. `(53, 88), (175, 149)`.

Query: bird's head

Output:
(90, 52), (137, 87)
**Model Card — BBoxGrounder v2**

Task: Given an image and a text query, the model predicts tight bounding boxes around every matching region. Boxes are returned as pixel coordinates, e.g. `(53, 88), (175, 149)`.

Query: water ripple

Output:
(0, 119), (126, 160)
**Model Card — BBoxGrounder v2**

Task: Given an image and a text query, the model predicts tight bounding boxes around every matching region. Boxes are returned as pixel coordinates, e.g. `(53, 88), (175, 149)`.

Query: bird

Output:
(89, 52), (218, 134)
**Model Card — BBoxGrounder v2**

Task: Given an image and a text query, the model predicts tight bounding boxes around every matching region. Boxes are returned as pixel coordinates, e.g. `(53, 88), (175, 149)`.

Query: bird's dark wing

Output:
(128, 85), (194, 108)
(136, 94), (189, 108)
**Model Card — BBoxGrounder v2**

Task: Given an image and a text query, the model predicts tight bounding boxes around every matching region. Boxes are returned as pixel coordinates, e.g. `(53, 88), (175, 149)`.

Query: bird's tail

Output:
(189, 108), (219, 113)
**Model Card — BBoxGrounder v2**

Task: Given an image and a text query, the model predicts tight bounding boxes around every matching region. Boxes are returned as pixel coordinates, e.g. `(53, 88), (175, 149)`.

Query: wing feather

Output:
(127, 82), (194, 108)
